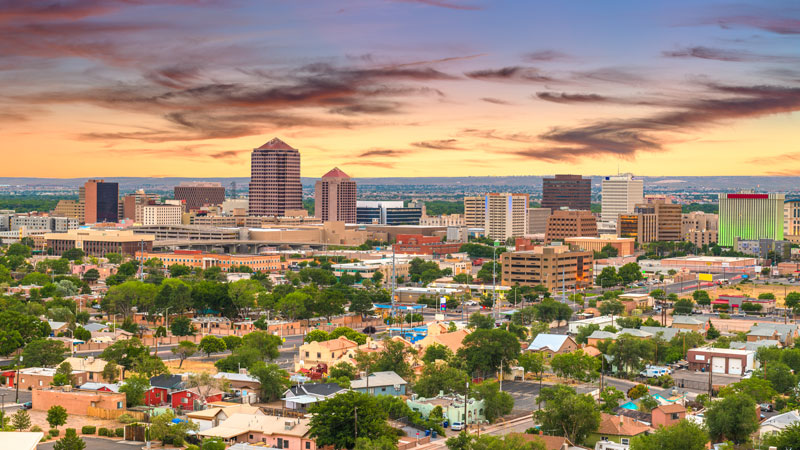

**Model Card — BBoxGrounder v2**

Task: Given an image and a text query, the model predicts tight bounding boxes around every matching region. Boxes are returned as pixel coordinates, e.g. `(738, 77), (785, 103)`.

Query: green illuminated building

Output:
(718, 192), (784, 247)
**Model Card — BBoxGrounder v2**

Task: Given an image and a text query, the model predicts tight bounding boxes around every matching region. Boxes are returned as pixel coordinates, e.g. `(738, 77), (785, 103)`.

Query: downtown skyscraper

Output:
(248, 138), (303, 217)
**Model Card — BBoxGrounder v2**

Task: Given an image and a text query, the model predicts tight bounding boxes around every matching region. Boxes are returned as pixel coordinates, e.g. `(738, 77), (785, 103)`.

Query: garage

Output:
(728, 358), (743, 375)
(711, 357), (726, 374)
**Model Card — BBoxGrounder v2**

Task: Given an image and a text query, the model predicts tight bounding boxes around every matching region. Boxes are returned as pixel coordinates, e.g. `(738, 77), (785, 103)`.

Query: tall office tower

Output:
(718, 191), (785, 247)
(541, 174), (591, 211)
(83, 179), (119, 224)
(653, 202), (683, 242)
(174, 182), (225, 210)
(463, 193), (528, 241)
(248, 138), (302, 217)
(121, 190), (161, 221)
(315, 167), (357, 223)
(784, 199), (800, 237)
(601, 174), (644, 223)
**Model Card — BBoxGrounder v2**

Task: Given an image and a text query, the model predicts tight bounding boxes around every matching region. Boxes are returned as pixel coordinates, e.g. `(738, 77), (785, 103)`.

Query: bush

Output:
(31, 425), (42, 433)
(186, 446), (200, 450)
(81, 425), (96, 434)
(173, 436), (185, 447)
(98, 427), (109, 436)
(115, 427), (124, 437)
(117, 413), (137, 424)
(719, 313), (731, 319)
(49, 429), (60, 437)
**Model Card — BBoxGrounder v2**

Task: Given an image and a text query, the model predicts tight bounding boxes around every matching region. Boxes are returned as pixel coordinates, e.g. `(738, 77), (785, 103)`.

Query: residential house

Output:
(415, 325), (470, 355)
(283, 383), (348, 412)
(82, 323), (112, 333)
(199, 413), (318, 449)
(61, 356), (115, 382)
(171, 386), (225, 411)
(759, 410), (800, 437)
(651, 404), (686, 428)
(407, 392), (485, 425)
(16, 367), (88, 390)
(617, 293), (653, 312)
(78, 382), (120, 393)
(214, 372), (261, 403)
(32, 387), (126, 415)
(586, 413), (653, 447)
(670, 316), (708, 333)
(730, 340), (781, 352)
(48, 321), (69, 336)
(639, 327), (681, 341)
(350, 371), (407, 396)
(146, 374), (184, 407)
(187, 404), (264, 432)
(587, 331), (617, 347)
(748, 323), (798, 346)
(295, 336), (359, 372)
(512, 433), (588, 450)
(526, 334), (578, 359)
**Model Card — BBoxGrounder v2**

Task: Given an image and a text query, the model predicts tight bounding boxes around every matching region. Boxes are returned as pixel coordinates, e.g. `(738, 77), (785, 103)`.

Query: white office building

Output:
(601, 174), (644, 227)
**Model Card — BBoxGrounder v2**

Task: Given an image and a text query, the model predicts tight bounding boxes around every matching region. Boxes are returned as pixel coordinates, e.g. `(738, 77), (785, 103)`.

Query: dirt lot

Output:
(28, 408), (122, 436)
(680, 283), (800, 306)
(165, 358), (218, 373)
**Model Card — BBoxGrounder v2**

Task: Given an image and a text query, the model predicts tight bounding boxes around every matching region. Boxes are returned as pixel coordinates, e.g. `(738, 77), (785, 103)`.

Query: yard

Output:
(29, 408), (123, 444)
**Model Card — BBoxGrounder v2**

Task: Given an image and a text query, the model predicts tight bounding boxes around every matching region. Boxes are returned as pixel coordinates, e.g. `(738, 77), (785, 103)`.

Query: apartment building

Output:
(464, 193), (529, 241)
(545, 209), (598, 243)
(500, 244), (593, 291)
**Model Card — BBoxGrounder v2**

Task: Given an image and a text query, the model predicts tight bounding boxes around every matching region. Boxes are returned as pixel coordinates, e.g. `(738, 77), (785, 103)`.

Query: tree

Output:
(82, 268), (100, 284)
(629, 420), (708, 450)
(329, 362), (358, 380)
(692, 290), (711, 306)
(596, 266), (622, 288)
(422, 343), (453, 365)
(62, 248), (85, 261)
(785, 292), (800, 312)
(228, 279), (264, 318)
(618, 263), (643, 285)
(605, 334), (654, 374)
(168, 264), (192, 277)
(673, 298), (695, 314)
(201, 438), (227, 450)
(73, 326), (91, 342)
(6, 242), (32, 257)
(222, 335), (242, 352)
(47, 405), (68, 430)
(599, 386), (625, 413)
(186, 372), (229, 404)
(277, 291), (309, 321)
(413, 363), (469, 398)
(119, 374), (150, 406)
(22, 338), (66, 367)
(718, 377), (776, 404)
(170, 316), (197, 336)
(329, 327), (368, 345)
(105, 253), (123, 264)
(599, 299), (625, 317)
(99, 338), (149, 377)
(759, 292), (776, 300)
(627, 384), (649, 400)
(102, 281), (157, 318)
(372, 339), (417, 379)
(766, 362), (797, 394)
(458, 329), (521, 378)
(517, 352), (545, 379)
(468, 312), (494, 330)
(639, 395), (659, 413)
(11, 409), (31, 431)
(53, 428), (86, 450)
(550, 350), (600, 382)
(575, 324), (601, 345)
(534, 385), (600, 444)
(472, 380), (514, 422)
(150, 410), (198, 446)
(705, 394), (759, 444)
(250, 362), (290, 402)
(348, 290), (375, 319)
(763, 422), (800, 450)
(476, 261), (502, 284)
(446, 433), (546, 450)
(172, 341), (198, 369)
(53, 361), (75, 386)
(308, 391), (396, 450)
(199, 335), (227, 358)
(453, 273), (473, 284)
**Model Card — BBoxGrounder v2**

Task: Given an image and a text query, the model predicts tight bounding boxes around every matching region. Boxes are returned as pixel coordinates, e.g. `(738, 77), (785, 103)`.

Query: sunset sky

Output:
(2, 0), (800, 178)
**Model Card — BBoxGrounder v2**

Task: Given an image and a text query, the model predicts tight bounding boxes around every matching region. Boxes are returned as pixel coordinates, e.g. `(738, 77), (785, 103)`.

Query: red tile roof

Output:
(597, 413), (652, 436)
(322, 167), (350, 179)
(257, 137), (294, 150)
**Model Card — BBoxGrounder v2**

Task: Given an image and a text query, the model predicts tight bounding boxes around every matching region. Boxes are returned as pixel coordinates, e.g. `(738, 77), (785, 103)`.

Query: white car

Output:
(464, 301), (478, 306)
(450, 422), (463, 431)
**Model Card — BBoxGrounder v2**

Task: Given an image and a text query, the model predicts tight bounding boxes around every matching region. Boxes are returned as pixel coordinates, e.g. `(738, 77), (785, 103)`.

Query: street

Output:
(38, 437), (135, 450)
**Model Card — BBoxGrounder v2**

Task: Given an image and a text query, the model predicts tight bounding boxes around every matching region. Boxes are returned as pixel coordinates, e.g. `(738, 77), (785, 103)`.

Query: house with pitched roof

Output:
(586, 413), (653, 447)
(671, 316), (708, 333)
(527, 334), (578, 359)
(651, 404), (686, 428)
(295, 336), (359, 372)
(415, 324), (470, 354)
(748, 323), (797, 346)
(760, 410), (800, 437)
(512, 433), (589, 450)
(214, 372), (261, 402)
(350, 371), (407, 396)
(282, 383), (348, 412)
(199, 413), (318, 449)
(187, 404), (264, 432)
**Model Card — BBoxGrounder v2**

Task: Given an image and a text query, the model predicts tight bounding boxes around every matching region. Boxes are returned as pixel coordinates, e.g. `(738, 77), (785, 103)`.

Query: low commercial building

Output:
(686, 347), (756, 375)
(61, 356), (116, 383)
(331, 257), (411, 280)
(659, 256), (757, 272)
(135, 250), (281, 272)
(713, 294), (776, 313)
(501, 244), (593, 291)
(394, 234), (462, 256)
(407, 393), (485, 426)
(734, 238), (792, 260)
(568, 315), (615, 334)
(564, 236), (635, 257)
(11, 215), (79, 232)
(671, 316), (709, 332)
(32, 387), (126, 415)
(46, 229), (155, 256)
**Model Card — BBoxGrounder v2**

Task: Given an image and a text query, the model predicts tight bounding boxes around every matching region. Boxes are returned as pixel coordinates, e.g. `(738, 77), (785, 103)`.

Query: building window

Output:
(621, 439), (630, 445)
(305, 442), (310, 449)
(317, 353), (321, 358)
(117, 401), (123, 409)
(671, 413), (679, 420)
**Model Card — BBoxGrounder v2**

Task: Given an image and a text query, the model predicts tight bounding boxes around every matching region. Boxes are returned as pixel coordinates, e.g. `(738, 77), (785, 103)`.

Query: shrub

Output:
(118, 413), (137, 424)
(31, 425), (42, 433)
(81, 425), (96, 434)
(719, 313), (731, 319)
(186, 446), (200, 450)
(49, 428), (60, 437)
(98, 427), (109, 436)
(115, 427), (124, 437)
(173, 436), (184, 447)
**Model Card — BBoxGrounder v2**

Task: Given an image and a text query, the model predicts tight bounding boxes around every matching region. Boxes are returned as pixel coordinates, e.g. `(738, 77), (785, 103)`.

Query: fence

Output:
(87, 406), (147, 421)
(260, 406), (305, 419)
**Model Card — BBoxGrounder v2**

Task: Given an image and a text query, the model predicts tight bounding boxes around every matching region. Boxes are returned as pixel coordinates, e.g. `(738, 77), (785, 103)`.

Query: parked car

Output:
(640, 365), (672, 378)
(760, 403), (774, 412)
(450, 422), (463, 431)
(21, 402), (32, 410)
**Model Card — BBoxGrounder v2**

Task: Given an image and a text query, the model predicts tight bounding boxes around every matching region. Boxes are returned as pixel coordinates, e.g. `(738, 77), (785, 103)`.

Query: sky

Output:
(1, 0), (800, 179)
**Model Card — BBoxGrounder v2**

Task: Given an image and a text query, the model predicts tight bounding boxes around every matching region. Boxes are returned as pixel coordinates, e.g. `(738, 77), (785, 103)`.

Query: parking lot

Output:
(502, 381), (598, 413)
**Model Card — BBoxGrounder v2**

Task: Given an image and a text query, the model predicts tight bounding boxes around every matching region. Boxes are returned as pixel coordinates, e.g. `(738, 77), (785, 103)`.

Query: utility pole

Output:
(492, 241), (498, 321)
(0, 392), (6, 419)
(139, 239), (145, 281)
(464, 381), (469, 434)
(708, 360), (713, 397)
(354, 406), (358, 440)
(15, 355), (22, 403)
(499, 359), (503, 393)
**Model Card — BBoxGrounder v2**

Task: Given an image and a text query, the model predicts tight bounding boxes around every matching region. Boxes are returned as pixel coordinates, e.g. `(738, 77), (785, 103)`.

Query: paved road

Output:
(38, 437), (137, 450)
(0, 386), (32, 412)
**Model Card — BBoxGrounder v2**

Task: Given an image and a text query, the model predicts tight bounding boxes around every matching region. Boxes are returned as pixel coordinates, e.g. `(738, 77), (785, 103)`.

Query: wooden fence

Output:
(87, 406), (147, 421)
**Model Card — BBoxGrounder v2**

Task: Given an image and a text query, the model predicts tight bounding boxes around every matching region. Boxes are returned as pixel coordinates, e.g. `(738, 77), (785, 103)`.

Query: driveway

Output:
(38, 437), (137, 450)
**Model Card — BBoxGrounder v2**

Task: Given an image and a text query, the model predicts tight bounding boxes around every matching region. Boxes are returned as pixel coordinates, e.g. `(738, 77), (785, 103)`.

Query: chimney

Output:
(86, 356), (95, 364)
(239, 368), (248, 375)
(620, 415), (624, 426)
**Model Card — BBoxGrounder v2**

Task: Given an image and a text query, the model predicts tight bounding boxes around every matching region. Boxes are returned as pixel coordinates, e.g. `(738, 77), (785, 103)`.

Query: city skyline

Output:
(2, 0), (800, 178)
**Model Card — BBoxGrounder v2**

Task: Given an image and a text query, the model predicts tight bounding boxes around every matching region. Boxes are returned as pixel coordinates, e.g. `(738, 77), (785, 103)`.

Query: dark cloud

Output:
(663, 46), (800, 63)
(465, 66), (555, 83)
(480, 97), (512, 105)
(0, 0), (214, 22)
(523, 50), (570, 62)
(461, 128), (537, 143)
(535, 92), (610, 103)
(391, 0), (483, 11)
(144, 65), (203, 89)
(706, 15), (800, 35)
(357, 149), (407, 158)
(571, 67), (647, 85)
(209, 149), (247, 159)
(411, 139), (461, 150)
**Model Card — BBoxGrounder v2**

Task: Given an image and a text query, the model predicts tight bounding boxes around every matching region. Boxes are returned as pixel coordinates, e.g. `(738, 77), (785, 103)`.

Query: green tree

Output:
(575, 324), (601, 345)
(763, 422), (800, 450)
(673, 298), (695, 314)
(62, 248), (85, 261)
(250, 361), (290, 402)
(329, 362), (358, 380)
(222, 335), (242, 352)
(228, 279), (264, 318)
(472, 380), (514, 422)
(73, 326), (91, 342)
(198, 335), (227, 358)
(6, 243), (32, 257)
(308, 391), (396, 450)
(599, 299), (625, 317)
(718, 377), (776, 404)
(201, 438), (227, 450)
(371, 339), (417, 379)
(422, 343), (453, 365)
(11, 409), (31, 431)
(277, 291), (309, 321)
(517, 352), (545, 379)
(596, 266), (622, 288)
(150, 410), (198, 445)
(119, 374), (150, 406)
(767, 362), (797, 393)
(348, 290), (375, 319)
(104, 253), (123, 264)
(706, 321), (720, 340)
(639, 395), (659, 413)
(53, 361), (75, 386)
(413, 363), (469, 398)
(550, 350), (600, 382)
(102, 361), (120, 382)
(53, 428), (86, 450)
(468, 312), (494, 330)
(82, 268), (100, 283)
(785, 292), (800, 313)
(629, 420), (708, 450)
(458, 328), (521, 378)
(168, 264), (192, 277)
(534, 385), (600, 444)
(692, 290), (711, 306)
(476, 261), (502, 284)
(599, 386), (625, 413)
(98, 337), (150, 378)
(47, 405), (68, 430)
(22, 338), (66, 367)
(705, 394), (759, 444)
(618, 263), (643, 284)
(170, 316), (197, 336)
(172, 341), (198, 369)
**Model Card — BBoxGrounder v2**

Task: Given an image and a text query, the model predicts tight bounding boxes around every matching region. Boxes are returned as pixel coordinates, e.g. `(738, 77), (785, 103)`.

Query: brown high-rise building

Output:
(545, 209), (599, 243)
(83, 179), (118, 224)
(174, 182), (225, 210)
(248, 138), (302, 217)
(315, 167), (357, 223)
(542, 174), (592, 211)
